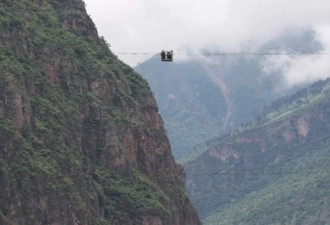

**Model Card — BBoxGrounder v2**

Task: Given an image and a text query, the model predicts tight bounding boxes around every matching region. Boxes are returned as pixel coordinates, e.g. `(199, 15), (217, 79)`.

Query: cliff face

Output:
(184, 80), (330, 224)
(0, 1), (201, 224)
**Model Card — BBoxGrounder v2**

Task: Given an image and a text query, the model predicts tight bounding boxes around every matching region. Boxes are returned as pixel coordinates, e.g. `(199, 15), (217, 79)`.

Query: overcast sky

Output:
(84, 0), (330, 85)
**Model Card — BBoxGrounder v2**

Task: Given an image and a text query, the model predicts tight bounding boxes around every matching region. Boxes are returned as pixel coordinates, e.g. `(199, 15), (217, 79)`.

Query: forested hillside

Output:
(0, 1), (201, 224)
(184, 78), (330, 224)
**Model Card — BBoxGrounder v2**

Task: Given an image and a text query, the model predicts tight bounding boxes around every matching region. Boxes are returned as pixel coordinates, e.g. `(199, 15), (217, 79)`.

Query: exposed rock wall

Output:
(0, 1), (201, 224)
(185, 93), (330, 220)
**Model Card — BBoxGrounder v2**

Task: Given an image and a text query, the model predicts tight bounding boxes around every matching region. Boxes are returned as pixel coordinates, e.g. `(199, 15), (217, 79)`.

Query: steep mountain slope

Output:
(184, 78), (330, 224)
(0, 1), (201, 224)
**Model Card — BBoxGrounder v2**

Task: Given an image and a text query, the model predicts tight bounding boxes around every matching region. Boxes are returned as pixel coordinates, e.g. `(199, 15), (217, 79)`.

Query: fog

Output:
(84, 0), (330, 86)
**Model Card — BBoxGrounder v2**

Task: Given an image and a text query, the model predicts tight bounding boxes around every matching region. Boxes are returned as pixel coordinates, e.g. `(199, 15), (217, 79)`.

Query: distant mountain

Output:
(136, 55), (285, 160)
(184, 78), (330, 224)
(135, 58), (227, 159)
(260, 28), (323, 53)
(135, 28), (323, 160)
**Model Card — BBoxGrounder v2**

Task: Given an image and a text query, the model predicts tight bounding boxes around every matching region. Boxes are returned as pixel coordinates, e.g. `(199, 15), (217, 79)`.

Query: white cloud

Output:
(84, 0), (330, 86)
(285, 55), (330, 86)
(260, 24), (330, 88)
(262, 54), (330, 89)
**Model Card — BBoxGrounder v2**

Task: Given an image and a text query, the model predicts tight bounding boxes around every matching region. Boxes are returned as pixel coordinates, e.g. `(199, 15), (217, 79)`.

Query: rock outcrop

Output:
(0, 1), (201, 224)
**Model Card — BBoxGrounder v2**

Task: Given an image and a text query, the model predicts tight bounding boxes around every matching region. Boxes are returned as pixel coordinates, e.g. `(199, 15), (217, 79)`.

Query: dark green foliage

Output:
(262, 78), (330, 115)
(93, 167), (171, 221)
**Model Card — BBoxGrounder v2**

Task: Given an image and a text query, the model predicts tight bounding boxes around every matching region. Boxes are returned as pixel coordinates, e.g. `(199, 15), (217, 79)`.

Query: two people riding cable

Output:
(161, 50), (173, 61)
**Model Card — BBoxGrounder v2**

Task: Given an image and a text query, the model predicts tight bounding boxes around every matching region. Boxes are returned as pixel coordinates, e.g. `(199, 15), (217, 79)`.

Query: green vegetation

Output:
(204, 146), (330, 225)
(94, 167), (172, 220)
(184, 78), (330, 224)
(0, 0), (200, 224)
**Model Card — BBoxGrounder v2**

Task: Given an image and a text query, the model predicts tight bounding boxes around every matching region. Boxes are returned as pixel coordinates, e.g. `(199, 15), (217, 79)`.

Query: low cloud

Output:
(84, 0), (330, 86)
(261, 26), (330, 88)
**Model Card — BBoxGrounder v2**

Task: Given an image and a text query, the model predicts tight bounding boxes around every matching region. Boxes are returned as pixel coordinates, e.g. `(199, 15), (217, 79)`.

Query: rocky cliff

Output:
(0, 0), (201, 224)
(184, 79), (330, 224)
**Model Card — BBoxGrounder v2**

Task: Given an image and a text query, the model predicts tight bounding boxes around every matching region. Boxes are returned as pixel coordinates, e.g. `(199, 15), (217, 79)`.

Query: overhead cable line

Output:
(116, 52), (151, 55)
(114, 51), (330, 56)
